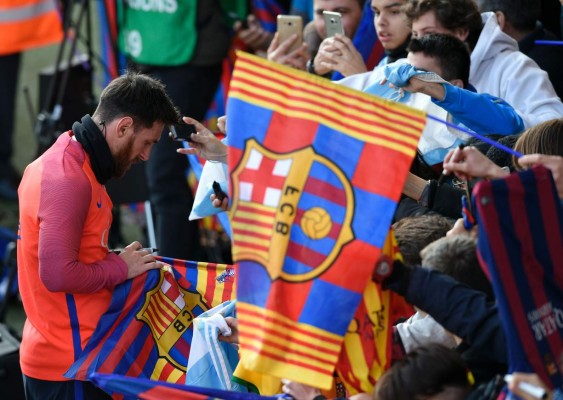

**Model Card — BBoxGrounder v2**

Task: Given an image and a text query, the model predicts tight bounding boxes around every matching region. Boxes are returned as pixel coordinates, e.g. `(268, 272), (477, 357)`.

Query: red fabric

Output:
(18, 132), (127, 380)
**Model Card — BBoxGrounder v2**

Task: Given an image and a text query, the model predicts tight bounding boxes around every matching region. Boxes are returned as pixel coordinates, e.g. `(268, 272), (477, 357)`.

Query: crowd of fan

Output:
(8, 0), (561, 398)
(185, 0), (562, 398)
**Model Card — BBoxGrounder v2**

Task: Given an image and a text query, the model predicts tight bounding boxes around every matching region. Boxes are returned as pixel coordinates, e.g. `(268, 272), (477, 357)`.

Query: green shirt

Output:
(118, 0), (246, 66)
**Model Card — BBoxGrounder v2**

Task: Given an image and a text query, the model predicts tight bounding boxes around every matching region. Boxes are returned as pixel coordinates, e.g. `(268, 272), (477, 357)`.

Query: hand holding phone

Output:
(276, 15), (304, 53)
(169, 121), (196, 142)
(323, 11), (344, 38)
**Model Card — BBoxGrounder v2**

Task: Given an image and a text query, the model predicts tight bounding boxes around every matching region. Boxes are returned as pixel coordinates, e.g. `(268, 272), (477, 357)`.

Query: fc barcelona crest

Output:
(136, 270), (209, 372)
(230, 139), (354, 282)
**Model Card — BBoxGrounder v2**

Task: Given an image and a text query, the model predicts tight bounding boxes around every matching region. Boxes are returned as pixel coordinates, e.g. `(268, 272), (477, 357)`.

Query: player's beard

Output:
(113, 135), (139, 178)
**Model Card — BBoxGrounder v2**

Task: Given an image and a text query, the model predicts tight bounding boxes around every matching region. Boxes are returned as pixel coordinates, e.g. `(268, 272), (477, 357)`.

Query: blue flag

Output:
(90, 373), (280, 400)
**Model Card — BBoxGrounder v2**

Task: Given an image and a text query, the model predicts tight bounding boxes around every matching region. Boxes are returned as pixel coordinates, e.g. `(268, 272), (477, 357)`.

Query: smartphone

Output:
(169, 121), (196, 142)
(276, 15), (303, 53)
(323, 11), (344, 37)
(212, 181), (228, 202)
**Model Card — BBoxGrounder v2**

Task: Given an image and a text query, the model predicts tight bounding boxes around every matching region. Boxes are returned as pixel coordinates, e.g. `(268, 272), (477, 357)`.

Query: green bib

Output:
(118, 0), (247, 66)
(118, 0), (198, 66)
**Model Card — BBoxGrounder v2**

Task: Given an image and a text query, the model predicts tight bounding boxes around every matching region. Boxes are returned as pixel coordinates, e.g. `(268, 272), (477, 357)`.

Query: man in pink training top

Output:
(17, 71), (180, 399)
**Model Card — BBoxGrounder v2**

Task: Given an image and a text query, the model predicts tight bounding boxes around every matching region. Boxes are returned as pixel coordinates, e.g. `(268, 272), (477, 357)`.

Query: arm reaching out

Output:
(381, 63), (524, 136)
(442, 146), (509, 181)
(176, 116), (227, 163)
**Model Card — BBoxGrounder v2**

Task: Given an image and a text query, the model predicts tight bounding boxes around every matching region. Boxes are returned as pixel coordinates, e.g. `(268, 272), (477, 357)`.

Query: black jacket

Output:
(385, 262), (508, 383)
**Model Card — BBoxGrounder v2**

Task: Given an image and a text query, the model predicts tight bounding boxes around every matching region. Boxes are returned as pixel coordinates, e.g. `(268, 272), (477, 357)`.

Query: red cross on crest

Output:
(237, 149), (290, 205)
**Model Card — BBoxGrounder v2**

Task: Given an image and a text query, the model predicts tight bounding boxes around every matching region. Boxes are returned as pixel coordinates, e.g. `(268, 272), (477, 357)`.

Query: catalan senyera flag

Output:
(226, 52), (425, 389)
(474, 166), (563, 391)
(336, 231), (414, 395)
(65, 258), (236, 386)
(90, 373), (279, 400)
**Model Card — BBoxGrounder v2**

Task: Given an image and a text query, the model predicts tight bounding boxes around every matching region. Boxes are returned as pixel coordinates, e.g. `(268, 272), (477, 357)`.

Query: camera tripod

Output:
(33, 0), (116, 157)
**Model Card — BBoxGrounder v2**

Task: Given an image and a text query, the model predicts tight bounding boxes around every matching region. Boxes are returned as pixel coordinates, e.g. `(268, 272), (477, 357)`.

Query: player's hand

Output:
(119, 242), (162, 279)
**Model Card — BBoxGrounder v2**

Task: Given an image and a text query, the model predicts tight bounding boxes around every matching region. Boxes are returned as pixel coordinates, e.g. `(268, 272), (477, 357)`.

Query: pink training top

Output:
(17, 131), (128, 380)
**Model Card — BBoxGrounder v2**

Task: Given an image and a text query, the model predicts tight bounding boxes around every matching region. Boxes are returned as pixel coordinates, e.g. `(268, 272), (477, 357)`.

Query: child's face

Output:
(371, 0), (412, 50)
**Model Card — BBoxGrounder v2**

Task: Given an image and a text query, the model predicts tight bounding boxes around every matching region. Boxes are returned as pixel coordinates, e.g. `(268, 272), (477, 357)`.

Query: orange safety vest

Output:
(0, 0), (63, 55)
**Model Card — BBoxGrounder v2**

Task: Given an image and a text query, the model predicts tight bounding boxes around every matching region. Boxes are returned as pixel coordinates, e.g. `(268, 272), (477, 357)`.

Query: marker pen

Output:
(504, 374), (547, 400)
(111, 248), (159, 255)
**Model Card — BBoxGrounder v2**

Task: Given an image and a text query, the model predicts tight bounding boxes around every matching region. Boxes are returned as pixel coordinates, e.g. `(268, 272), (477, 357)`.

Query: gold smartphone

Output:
(323, 11), (344, 37)
(276, 15), (303, 53)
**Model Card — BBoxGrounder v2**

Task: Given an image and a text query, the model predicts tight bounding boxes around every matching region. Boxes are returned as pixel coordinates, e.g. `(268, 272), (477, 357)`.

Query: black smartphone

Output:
(212, 181), (227, 201)
(169, 121), (196, 142)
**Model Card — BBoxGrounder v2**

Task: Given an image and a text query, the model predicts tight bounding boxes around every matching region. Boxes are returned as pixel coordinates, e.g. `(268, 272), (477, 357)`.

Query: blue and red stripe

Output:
(474, 166), (563, 390)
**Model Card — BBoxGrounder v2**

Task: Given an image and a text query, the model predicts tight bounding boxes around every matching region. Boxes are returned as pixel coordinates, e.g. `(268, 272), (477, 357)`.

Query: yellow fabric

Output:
(232, 363), (282, 395)
(236, 302), (342, 390)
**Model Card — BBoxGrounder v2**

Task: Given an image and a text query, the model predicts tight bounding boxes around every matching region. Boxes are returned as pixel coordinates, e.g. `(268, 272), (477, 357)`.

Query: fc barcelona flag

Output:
(65, 259), (236, 386)
(474, 166), (563, 390)
(226, 52), (426, 389)
(90, 372), (279, 400)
